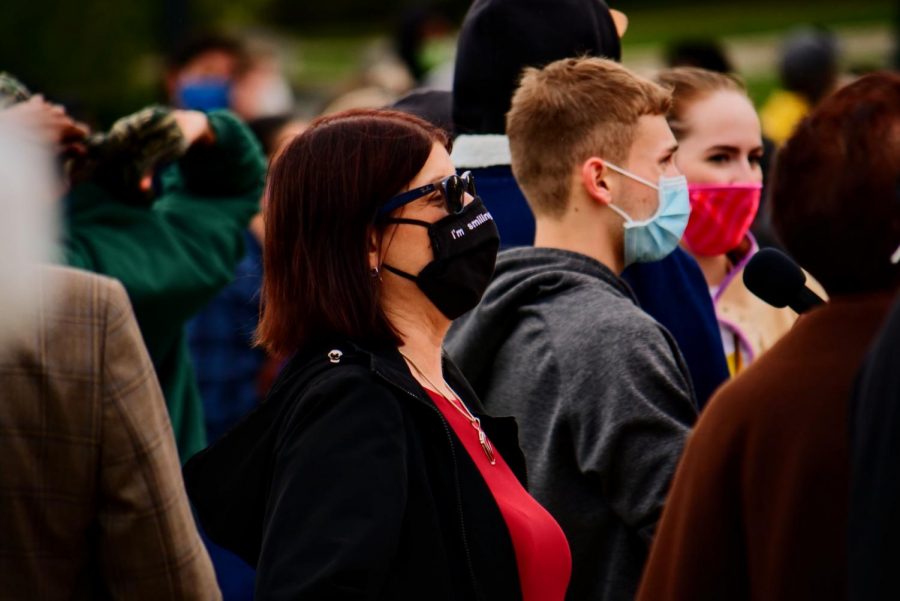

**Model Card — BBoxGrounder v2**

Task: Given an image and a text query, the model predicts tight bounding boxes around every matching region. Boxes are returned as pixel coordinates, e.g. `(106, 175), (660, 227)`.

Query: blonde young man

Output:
(446, 57), (697, 601)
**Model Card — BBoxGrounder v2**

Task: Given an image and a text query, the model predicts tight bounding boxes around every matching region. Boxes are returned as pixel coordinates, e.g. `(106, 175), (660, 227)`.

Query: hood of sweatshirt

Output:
(446, 246), (634, 395)
(452, 0), (622, 136)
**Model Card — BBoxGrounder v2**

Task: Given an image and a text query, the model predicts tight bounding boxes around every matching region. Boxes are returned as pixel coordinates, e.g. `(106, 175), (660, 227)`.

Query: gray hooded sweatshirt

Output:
(446, 247), (697, 601)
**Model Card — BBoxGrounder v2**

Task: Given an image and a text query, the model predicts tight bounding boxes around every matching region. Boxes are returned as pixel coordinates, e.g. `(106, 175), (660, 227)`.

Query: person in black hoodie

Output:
(450, 0), (729, 407)
(183, 109), (572, 601)
(452, 0), (623, 248)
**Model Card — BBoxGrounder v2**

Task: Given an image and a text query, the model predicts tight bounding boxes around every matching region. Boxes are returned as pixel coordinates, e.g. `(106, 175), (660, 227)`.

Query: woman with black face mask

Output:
(183, 109), (571, 601)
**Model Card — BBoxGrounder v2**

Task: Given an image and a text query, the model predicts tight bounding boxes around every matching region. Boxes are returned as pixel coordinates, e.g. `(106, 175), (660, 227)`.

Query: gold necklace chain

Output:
(400, 352), (496, 465)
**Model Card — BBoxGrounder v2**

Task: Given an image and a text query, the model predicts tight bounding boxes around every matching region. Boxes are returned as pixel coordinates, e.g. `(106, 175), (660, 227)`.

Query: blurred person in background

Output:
(230, 37), (296, 120)
(755, 27), (841, 247)
(656, 67), (805, 378)
(320, 52), (415, 116)
(637, 71), (900, 601)
(189, 112), (305, 445)
(760, 26), (840, 145)
(247, 113), (306, 157)
(186, 112), (304, 601)
(61, 101), (266, 462)
(388, 88), (454, 136)
(0, 73), (267, 461)
(185, 109), (571, 601)
(0, 82), (219, 601)
(166, 32), (295, 120)
(166, 32), (249, 113)
(321, 86), (402, 116)
(448, 57), (697, 601)
(665, 39), (734, 73)
(451, 0), (729, 408)
(395, 5), (457, 89)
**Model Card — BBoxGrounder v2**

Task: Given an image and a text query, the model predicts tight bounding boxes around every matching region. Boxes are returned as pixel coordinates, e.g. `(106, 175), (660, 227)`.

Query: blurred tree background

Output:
(2, 0), (896, 126)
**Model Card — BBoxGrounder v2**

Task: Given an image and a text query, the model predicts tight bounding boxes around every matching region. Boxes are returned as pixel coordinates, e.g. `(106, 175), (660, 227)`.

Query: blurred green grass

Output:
(620, 0), (894, 107)
(619, 0), (893, 45)
(294, 35), (380, 88)
(745, 75), (781, 109)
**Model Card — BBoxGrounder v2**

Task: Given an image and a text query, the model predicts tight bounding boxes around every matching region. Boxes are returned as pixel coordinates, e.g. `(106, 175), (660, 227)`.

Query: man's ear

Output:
(581, 157), (613, 207)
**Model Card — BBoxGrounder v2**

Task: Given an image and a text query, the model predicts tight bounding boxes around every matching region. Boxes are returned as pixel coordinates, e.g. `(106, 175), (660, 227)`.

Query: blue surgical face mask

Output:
(603, 161), (691, 266)
(176, 77), (232, 112)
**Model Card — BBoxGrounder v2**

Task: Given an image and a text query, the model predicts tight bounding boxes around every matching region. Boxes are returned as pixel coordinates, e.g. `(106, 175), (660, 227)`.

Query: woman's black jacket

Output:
(184, 337), (528, 600)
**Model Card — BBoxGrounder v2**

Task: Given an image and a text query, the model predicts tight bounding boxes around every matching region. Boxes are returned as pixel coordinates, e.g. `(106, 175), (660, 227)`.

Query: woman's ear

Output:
(581, 157), (613, 207)
(368, 227), (382, 272)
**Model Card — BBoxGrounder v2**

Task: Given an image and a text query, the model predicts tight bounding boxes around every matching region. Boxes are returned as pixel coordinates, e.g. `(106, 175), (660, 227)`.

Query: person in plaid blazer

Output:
(0, 265), (220, 600)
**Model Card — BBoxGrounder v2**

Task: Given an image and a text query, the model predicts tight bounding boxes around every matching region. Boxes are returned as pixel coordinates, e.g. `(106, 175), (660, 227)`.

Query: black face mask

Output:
(382, 197), (500, 319)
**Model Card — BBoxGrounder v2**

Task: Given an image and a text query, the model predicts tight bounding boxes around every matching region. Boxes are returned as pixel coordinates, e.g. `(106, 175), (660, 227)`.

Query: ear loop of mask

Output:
(381, 217), (433, 281)
(373, 215), (429, 282)
(372, 217), (401, 282)
(604, 161), (660, 190)
(602, 160), (658, 226)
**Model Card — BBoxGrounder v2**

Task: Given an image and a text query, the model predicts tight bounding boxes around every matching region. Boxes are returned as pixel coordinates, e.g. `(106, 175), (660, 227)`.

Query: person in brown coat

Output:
(636, 71), (900, 601)
(0, 86), (219, 599)
(0, 265), (221, 600)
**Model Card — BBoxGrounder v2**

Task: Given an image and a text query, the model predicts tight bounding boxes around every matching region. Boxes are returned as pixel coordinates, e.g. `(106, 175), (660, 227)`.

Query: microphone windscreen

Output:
(743, 248), (808, 309)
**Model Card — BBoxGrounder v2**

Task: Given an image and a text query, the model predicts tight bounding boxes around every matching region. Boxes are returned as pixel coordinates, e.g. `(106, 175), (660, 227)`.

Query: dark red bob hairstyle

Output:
(257, 108), (450, 358)
(770, 72), (900, 297)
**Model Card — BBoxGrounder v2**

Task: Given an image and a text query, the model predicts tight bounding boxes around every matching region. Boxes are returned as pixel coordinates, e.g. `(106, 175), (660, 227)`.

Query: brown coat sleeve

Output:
(635, 389), (749, 601)
(96, 278), (221, 600)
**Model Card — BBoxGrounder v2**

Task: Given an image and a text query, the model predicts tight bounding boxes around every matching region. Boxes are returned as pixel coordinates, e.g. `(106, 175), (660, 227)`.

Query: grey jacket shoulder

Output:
(447, 247), (696, 407)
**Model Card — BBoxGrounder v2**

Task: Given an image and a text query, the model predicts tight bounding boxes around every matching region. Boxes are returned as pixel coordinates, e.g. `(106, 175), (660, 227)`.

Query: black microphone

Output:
(743, 248), (825, 314)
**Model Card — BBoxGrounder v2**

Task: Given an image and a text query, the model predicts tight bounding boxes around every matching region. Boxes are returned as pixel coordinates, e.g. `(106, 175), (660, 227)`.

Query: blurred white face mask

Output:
(252, 77), (294, 117)
(891, 243), (900, 265)
(232, 71), (294, 119)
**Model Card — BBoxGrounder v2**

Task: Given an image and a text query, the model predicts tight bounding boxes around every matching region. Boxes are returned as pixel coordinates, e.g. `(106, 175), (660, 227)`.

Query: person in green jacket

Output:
(60, 105), (266, 461)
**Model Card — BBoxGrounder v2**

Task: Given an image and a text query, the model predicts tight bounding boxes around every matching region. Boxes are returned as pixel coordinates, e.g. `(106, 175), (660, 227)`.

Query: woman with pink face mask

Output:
(655, 68), (800, 375)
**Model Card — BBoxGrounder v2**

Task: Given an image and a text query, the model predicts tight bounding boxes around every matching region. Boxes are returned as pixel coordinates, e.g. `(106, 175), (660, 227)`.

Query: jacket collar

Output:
(308, 336), (528, 483)
(497, 246), (638, 303)
(451, 134), (511, 168)
(295, 336), (491, 415)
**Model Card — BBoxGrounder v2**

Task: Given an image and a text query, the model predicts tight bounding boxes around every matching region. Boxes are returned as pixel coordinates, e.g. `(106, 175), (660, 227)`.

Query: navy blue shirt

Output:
(187, 230), (266, 443)
(623, 250), (729, 408)
(470, 165), (535, 249)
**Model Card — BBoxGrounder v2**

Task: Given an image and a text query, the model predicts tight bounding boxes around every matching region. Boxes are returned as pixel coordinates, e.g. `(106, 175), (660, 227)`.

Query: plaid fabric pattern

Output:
(187, 231), (265, 443)
(0, 266), (220, 600)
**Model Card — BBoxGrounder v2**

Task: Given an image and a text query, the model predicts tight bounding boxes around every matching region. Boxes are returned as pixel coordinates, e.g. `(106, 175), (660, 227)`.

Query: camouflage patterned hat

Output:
(0, 73), (31, 109)
(102, 104), (189, 169)
(70, 105), (188, 204)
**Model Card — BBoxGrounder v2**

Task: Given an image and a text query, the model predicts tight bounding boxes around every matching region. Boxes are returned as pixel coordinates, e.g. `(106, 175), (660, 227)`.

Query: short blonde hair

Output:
(507, 57), (671, 217)
(654, 67), (746, 139)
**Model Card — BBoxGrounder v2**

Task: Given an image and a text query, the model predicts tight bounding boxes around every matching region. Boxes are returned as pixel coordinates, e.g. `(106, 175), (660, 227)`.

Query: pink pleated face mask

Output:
(683, 183), (762, 256)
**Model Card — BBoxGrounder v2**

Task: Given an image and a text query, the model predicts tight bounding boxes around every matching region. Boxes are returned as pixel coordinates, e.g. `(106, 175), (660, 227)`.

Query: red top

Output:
(426, 389), (571, 601)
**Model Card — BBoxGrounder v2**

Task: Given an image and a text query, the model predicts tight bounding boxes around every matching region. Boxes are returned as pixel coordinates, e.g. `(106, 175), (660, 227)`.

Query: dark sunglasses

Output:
(377, 171), (476, 218)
